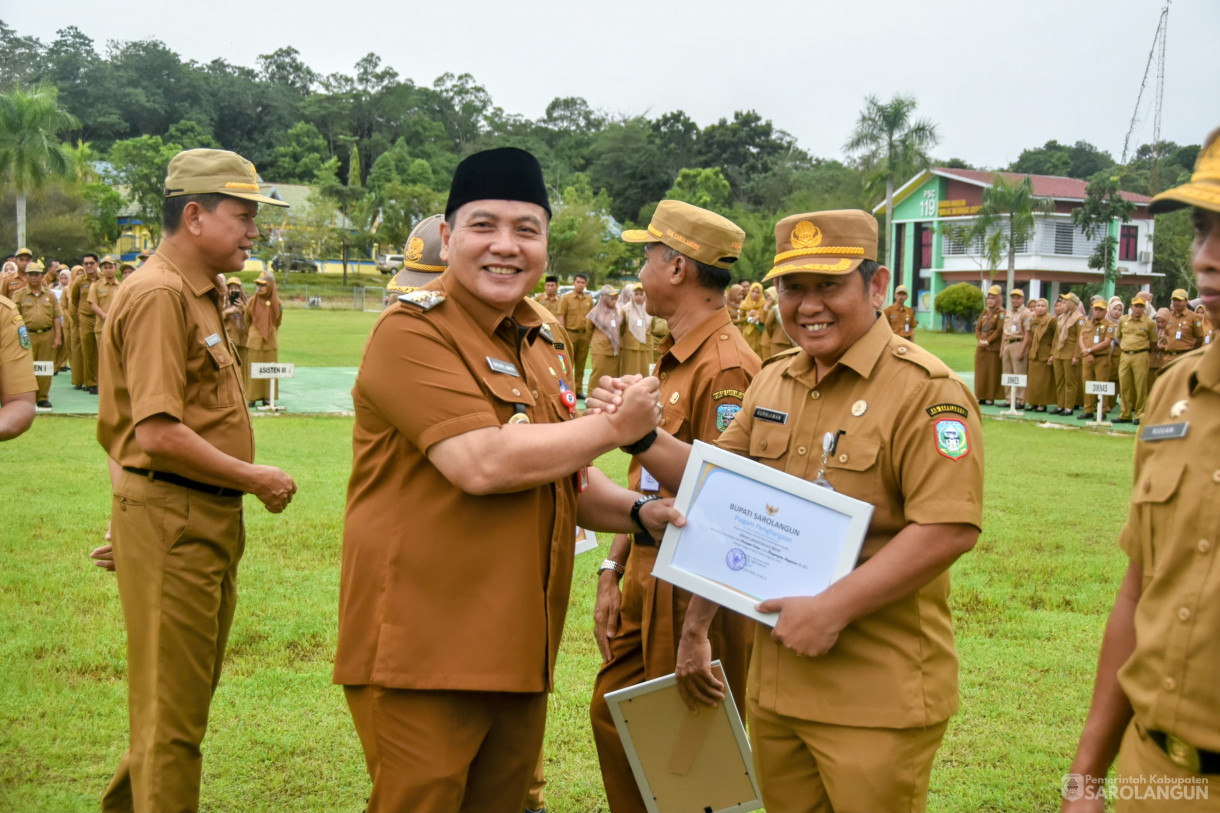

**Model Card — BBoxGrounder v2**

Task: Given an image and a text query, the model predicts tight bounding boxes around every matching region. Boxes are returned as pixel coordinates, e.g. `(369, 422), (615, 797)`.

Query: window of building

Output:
(1054, 221), (1074, 255)
(1119, 225), (1138, 261)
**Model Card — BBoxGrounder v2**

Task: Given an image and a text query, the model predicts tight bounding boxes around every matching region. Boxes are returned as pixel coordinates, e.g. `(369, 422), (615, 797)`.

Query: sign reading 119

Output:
(919, 190), (938, 218)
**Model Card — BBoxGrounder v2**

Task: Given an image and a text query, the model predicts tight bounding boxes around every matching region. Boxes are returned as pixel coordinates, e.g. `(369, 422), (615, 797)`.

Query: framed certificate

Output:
(605, 661), (762, 813)
(652, 440), (873, 627)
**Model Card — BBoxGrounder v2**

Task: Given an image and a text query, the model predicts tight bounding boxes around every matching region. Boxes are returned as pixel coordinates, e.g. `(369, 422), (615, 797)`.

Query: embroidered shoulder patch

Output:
(926, 403), (968, 419)
(716, 403), (741, 432)
(17, 324), (30, 350)
(398, 290), (446, 311)
(935, 418), (970, 460)
(713, 388), (745, 401)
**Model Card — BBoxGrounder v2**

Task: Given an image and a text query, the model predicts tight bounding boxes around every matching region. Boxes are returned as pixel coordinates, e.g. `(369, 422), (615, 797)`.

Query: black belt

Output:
(28, 327), (52, 334)
(122, 467), (243, 498)
(1123, 349), (1149, 354)
(1164, 350), (1187, 356)
(1005, 338), (1023, 343)
(1146, 728), (1220, 774)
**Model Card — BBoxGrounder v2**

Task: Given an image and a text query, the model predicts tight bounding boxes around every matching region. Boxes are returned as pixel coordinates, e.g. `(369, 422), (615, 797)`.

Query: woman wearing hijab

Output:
(245, 270), (283, 407)
(738, 281), (767, 356)
(1024, 298), (1057, 412)
(618, 284), (656, 377)
(725, 283), (744, 332)
(587, 284), (623, 393)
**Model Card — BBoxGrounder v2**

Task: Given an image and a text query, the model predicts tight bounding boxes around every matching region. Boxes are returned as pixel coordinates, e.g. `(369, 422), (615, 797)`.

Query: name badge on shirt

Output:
(486, 357), (520, 377)
(610, 319), (616, 327)
(1176, 330), (1182, 340)
(1139, 422), (1189, 442)
(637, 319), (644, 327)
(204, 333), (222, 347)
(1010, 324), (1017, 333)
(640, 468), (660, 493)
(753, 406), (788, 424)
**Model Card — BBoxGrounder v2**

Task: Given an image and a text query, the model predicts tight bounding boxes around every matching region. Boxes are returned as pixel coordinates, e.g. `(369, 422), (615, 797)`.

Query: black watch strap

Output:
(630, 494), (663, 533)
(620, 429), (659, 456)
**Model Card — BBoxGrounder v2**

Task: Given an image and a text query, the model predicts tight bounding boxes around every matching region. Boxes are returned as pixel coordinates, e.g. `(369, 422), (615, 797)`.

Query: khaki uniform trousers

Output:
(567, 328), (592, 396)
(526, 750), (546, 811)
(343, 685), (547, 813)
(1115, 721), (1216, 812)
(1081, 354), (1112, 415)
(69, 320), (84, 387)
(29, 329), (54, 401)
(999, 340), (1027, 401)
(1053, 358), (1079, 410)
(102, 471), (244, 813)
(590, 543), (752, 813)
(1118, 352), (1151, 420)
(56, 319), (70, 369)
(82, 328), (100, 387)
(748, 698), (948, 813)
(245, 347), (276, 402)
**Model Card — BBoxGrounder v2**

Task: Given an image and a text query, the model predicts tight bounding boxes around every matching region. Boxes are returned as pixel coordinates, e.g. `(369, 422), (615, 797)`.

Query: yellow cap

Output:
(621, 200), (745, 270)
(1009, 288), (1025, 298)
(1171, 288), (1188, 300)
(598, 284), (620, 296)
(1131, 294), (1147, 306)
(894, 284), (909, 295)
(100, 255), (116, 266)
(119, 261), (135, 271)
(1150, 128), (1220, 215)
(763, 210), (877, 281)
(14, 246), (32, 258)
(226, 276), (243, 287)
(164, 148), (288, 208)
(987, 285), (1002, 296)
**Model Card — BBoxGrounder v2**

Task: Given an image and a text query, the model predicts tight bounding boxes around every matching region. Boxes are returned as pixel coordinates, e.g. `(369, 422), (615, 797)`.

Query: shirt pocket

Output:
(202, 341), (238, 409)
(825, 435), (883, 496)
(748, 419), (791, 464)
(483, 374), (537, 424)
(1130, 462), (1185, 578)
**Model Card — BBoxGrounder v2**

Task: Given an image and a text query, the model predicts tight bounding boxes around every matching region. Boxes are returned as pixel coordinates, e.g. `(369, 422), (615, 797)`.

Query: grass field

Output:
(0, 414), (1133, 812)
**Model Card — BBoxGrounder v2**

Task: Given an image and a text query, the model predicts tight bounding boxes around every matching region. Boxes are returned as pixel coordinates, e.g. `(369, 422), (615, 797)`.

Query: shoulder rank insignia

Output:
(398, 290), (446, 311)
(539, 323), (554, 343)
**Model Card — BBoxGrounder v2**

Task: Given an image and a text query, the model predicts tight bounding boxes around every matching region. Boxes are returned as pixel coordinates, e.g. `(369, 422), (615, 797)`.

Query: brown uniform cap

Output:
(389, 214), (447, 294)
(621, 200), (745, 270)
(164, 148), (288, 208)
(763, 210), (877, 281)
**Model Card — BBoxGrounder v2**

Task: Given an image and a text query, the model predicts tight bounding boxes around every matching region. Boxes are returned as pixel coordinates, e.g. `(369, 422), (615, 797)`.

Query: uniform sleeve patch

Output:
(926, 403), (969, 418)
(17, 324), (30, 350)
(935, 418), (970, 460)
(716, 403), (741, 432)
(713, 388), (745, 401)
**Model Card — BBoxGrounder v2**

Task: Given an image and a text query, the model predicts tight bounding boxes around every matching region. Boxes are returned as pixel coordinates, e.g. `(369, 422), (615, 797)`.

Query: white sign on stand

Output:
(1000, 374), (1027, 416)
(32, 361), (54, 376)
(1085, 380), (1116, 426)
(251, 362), (294, 412)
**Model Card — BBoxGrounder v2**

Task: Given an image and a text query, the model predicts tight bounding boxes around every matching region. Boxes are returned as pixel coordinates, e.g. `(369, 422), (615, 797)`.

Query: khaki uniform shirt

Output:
(557, 290), (594, 332)
(1117, 342), (1220, 751)
(74, 276), (98, 332)
(975, 308), (1003, 350)
(2, 275), (24, 299)
(762, 306), (794, 357)
(11, 286), (60, 332)
(1162, 312), (1204, 353)
(1080, 315), (1116, 356)
(717, 317), (984, 727)
(335, 274), (579, 694)
(1054, 314), (1085, 360)
(1119, 315), (1157, 352)
(1002, 305), (1030, 343)
(96, 247), (253, 469)
(0, 296), (35, 396)
(883, 303), (916, 339)
(1029, 314), (1057, 362)
(533, 292), (562, 319)
(87, 278), (121, 332)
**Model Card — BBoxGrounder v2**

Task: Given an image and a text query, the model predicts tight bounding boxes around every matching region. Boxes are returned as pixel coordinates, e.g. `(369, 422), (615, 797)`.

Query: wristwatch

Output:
(598, 558), (625, 578)
(631, 494), (663, 533)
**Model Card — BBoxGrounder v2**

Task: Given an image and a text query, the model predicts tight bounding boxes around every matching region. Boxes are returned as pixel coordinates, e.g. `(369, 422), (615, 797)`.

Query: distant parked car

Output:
(376, 254), (405, 274)
(270, 254), (320, 273)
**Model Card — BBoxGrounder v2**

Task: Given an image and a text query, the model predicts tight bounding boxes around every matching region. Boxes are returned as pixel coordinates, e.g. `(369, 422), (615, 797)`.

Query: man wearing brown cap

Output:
(999, 288), (1031, 407)
(11, 262), (61, 408)
(558, 272), (595, 396)
(884, 283), (916, 340)
(75, 253), (101, 393)
(97, 148), (298, 813)
(594, 209), (983, 813)
(334, 146), (682, 812)
(1064, 128), (1220, 813)
(1113, 295), (1157, 424)
(974, 284), (1004, 404)
(1077, 297), (1117, 420)
(387, 215), (447, 296)
(88, 256), (121, 358)
(589, 199), (760, 813)
(1161, 288), (1204, 363)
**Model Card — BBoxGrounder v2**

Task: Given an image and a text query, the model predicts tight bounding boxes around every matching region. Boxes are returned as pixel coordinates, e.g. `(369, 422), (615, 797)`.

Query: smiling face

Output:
(776, 266), (890, 370)
(82, 256), (99, 278)
(193, 197), (261, 274)
(441, 200), (549, 314)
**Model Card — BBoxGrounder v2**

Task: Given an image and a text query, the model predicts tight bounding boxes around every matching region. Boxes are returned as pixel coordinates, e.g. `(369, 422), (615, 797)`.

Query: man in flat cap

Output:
(974, 284), (1004, 404)
(97, 148), (298, 813)
(999, 288), (1030, 408)
(884, 283), (916, 341)
(593, 209), (983, 812)
(10, 260), (62, 408)
(334, 146), (682, 812)
(1114, 295), (1157, 424)
(1161, 287), (1204, 364)
(1064, 127), (1220, 813)
(74, 253), (101, 394)
(589, 199), (760, 813)
(1078, 296), (1116, 420)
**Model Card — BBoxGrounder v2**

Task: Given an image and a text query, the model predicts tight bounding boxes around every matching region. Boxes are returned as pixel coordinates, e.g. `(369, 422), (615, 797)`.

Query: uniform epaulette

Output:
(398, 290), (446, 312)
(762, 346), (801, 368)
(889, 338), (951, 379)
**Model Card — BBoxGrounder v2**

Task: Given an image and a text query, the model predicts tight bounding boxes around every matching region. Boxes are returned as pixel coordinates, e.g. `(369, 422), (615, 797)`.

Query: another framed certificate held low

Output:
(652, 440), (873, 627)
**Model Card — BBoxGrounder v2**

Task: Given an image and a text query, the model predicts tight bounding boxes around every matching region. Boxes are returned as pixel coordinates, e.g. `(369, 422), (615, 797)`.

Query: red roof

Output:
(932, 168), (1152, 205)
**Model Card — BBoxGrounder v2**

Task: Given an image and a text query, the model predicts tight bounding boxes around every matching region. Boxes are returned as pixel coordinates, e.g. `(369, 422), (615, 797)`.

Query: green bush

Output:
(935, 282), (985, 332)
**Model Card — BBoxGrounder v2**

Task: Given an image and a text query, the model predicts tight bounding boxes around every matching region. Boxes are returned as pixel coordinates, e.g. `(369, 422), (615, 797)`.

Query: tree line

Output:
(0, 21), (1201, 295)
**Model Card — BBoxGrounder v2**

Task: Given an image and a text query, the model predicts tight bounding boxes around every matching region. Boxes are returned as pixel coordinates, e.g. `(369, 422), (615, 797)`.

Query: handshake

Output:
(590, 374), (665, 448)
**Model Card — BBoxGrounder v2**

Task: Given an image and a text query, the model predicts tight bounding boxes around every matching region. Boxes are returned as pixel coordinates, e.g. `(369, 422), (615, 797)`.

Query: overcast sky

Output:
(11, 0), (1216, 169)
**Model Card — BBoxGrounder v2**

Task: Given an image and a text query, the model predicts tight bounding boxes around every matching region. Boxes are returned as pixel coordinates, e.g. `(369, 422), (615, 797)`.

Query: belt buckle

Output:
(1165, 734), (1202, 773)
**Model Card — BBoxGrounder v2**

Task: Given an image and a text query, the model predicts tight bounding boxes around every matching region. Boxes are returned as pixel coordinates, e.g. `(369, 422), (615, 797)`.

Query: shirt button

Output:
(512, 388), (521, 396)
(531, 390), (538, 398)
(761, 440), (768, 450)
(811, 391), (821, 400)
(897, 346), (908, 354)
(659, 372), (667, 382)
(1199, 539), (1212, 554)
(1179, 606), (1192, 621)
(719, 334), (728, 341)
(838, 453), (848, 463)
(1162, 677), (1177, 692)
(797, 446), (807, 455)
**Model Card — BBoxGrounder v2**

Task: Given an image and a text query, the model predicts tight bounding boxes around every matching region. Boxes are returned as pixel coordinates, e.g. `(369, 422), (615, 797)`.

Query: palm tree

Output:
(971, 174), (1055, 296)
(845, 94), (939, 270)
(0, 84), (80, 248)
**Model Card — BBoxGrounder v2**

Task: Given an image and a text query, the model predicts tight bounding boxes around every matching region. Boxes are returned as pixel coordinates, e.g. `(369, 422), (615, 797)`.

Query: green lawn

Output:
(1, 416), (1132, 812)
(916, 330), (977, 373)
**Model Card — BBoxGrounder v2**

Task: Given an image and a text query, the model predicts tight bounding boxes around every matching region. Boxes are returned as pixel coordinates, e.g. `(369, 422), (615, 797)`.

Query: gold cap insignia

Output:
(406, 237), (425, 262)
(790, 221), (822, 249)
